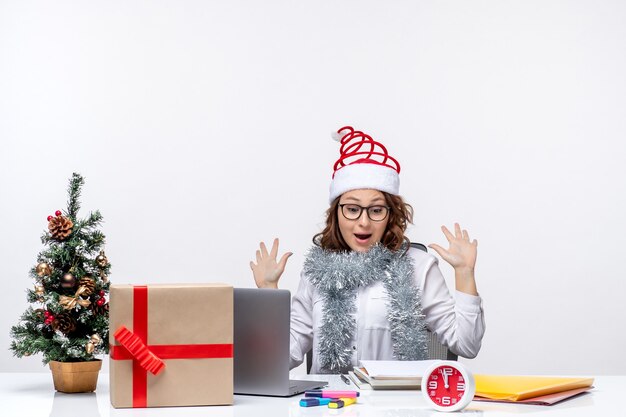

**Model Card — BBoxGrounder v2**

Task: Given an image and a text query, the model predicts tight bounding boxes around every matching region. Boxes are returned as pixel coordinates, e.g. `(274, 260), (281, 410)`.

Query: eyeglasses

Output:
(339, 204), (390, 222)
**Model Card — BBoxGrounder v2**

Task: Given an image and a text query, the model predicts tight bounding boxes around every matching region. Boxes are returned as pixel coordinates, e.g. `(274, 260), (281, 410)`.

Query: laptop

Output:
(233, 288), (327, 396)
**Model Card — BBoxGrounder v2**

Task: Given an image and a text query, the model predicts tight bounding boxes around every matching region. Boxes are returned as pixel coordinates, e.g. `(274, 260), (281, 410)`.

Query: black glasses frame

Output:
(338, 204), (391, 222)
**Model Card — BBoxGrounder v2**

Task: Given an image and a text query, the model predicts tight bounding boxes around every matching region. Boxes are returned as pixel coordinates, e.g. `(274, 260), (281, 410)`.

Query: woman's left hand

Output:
(429, 223), (479, 296)
(428, 223), (478, 271)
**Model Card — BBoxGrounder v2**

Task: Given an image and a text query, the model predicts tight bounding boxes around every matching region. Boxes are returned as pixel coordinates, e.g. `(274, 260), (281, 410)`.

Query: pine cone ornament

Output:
(48, 216), (74, 241)
(51, 312), (77, 334)
(91, 301), (109, 317)
(78, 277), (95, 295)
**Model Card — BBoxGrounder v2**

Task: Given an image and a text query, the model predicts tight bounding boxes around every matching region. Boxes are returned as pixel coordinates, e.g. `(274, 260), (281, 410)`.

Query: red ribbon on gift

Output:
(110, 286), (233, 408)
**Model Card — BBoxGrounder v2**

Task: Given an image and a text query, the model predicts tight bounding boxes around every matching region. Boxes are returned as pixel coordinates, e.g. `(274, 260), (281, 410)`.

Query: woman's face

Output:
(337, 189), (389, 252)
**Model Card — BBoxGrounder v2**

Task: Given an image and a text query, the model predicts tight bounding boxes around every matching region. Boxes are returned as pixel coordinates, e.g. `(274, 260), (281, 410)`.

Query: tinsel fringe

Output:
(304, 244), (428, 373)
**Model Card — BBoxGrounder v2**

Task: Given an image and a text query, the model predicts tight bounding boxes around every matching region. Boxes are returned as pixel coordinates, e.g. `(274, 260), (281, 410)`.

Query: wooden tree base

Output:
(49, 360), (102, 393)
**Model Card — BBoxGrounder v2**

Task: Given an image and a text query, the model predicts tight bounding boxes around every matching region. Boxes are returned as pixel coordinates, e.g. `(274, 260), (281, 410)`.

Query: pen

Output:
(328, 397), (357, 409)
(340, 374), (351, 385)
(305, 390), (360, 398)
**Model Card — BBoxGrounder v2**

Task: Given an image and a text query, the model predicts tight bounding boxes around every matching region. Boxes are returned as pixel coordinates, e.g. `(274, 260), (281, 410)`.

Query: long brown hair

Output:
(313, 192), (414, 252)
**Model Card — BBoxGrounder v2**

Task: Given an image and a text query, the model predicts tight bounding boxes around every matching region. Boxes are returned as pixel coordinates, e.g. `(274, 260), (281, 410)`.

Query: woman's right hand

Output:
(249, 238), (292, 289)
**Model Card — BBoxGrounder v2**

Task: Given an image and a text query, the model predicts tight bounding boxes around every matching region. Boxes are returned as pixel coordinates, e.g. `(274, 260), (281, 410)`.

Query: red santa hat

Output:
(328, 126), (401, 204)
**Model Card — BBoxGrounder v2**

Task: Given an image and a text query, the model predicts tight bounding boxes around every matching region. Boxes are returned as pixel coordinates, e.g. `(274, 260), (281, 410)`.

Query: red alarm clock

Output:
(421, 360), (475, 412)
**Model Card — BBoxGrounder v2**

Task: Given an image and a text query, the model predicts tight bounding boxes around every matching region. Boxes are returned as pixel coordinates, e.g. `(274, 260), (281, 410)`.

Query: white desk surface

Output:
(0, 373), (617, 417)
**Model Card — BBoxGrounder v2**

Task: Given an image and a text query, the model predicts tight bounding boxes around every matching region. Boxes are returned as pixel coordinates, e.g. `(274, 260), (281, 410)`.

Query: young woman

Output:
(250, 126), (485, 374)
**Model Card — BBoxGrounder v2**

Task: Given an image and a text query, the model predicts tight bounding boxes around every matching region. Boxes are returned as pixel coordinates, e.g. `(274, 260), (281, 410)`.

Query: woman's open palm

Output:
(428, 223), (477, 271)
(250, 238), (292, 289)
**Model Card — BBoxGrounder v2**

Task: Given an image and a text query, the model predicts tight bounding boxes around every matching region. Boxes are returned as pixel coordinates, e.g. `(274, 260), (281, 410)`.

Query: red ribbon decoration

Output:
(110, 286), (233, 408)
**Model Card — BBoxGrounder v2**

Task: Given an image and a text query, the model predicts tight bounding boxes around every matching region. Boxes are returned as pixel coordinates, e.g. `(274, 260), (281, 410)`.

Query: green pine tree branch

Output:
(66, 173), (84, 220)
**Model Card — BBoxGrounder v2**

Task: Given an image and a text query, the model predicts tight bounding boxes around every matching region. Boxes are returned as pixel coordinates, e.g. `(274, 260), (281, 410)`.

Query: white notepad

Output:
(359, 360), (440, 379)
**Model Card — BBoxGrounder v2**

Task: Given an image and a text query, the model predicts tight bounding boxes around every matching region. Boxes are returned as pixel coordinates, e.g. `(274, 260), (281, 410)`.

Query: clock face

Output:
(422, 362), (475, 412)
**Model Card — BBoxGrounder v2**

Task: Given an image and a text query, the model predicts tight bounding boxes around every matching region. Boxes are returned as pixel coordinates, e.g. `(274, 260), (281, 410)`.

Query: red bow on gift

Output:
(114, 326), (165, 375)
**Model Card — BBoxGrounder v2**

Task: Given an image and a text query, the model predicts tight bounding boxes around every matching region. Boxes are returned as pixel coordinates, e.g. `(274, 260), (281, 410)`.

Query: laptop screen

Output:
(233, 288), (291, 395)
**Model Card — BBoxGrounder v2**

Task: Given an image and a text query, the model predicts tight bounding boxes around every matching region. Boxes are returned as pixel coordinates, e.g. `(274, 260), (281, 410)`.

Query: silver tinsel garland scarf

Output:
(304, 244), (429, 373)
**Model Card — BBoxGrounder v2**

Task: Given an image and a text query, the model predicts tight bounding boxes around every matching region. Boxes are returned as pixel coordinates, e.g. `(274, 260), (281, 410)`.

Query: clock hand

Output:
(442, 369), (449, 389)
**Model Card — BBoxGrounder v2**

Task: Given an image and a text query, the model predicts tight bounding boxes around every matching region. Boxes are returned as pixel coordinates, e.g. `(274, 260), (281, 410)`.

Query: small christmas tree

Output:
(10, 173), (111, 363)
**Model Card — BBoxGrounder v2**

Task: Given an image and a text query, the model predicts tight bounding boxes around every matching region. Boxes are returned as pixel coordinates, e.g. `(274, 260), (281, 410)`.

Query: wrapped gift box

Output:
(109, 284), (233, 408)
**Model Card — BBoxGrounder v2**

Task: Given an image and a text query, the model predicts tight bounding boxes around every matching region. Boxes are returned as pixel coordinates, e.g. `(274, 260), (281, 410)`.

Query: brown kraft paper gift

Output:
(109, 284), (233, 408)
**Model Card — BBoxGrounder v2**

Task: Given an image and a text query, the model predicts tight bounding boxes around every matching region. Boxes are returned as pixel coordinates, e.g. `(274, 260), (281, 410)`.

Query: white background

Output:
(1, 0), (625, 376)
